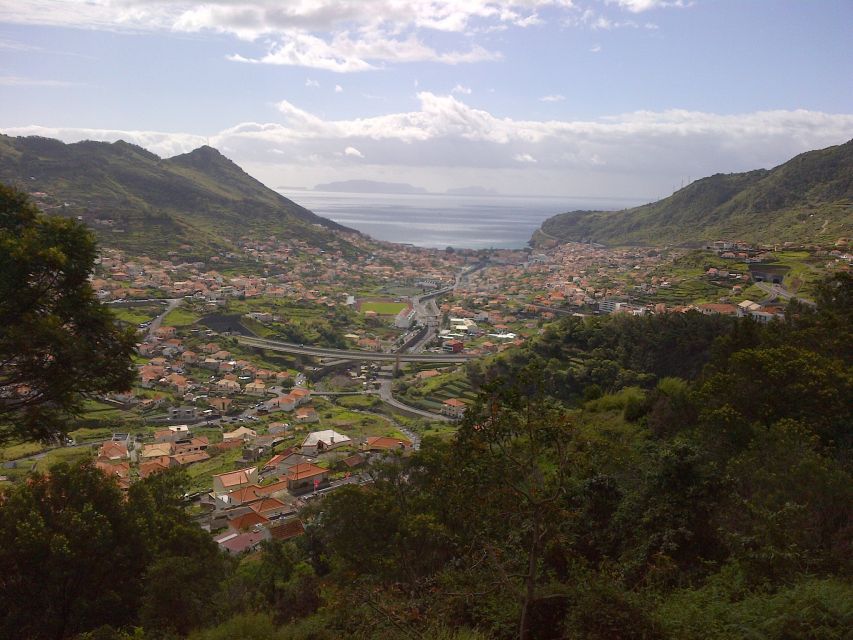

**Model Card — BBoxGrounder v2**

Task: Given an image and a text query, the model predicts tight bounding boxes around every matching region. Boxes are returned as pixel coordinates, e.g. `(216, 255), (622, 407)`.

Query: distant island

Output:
(313, 180), (500, 197)
(313, 180), (428, 195)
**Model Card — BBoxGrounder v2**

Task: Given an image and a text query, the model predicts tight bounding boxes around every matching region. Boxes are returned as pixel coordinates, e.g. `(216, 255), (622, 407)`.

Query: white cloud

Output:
(540, 94), (565, 102)
(6, 98), (852, 197)
(0, 124), (206, 158)
(305, 78), (320, 87)
(1, 1), (581, 71)
(334, 84), (343, 93)
(610, 0), (689, 12)
(0, 75), (76, 87)
(452, 84), (472, 95)
(589, 44), (602, 52)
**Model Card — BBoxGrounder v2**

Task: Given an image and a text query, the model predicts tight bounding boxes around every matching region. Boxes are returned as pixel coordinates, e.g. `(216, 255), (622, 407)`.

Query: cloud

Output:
(540, 94), (565, 102)
(6, 97), (852, 197)
(0, 75), (76, 87)
(305, 78), (320, 87)
(589, 44), (602, 52)
(1, 1), (577, 71)
(334, 84), (343, 93)
(610, 0), (689, 12)
(452, 84), (472, 95)
(0, 38), (42, 52)
(0, 124), (205, 158)
(229, 32), (500, 72)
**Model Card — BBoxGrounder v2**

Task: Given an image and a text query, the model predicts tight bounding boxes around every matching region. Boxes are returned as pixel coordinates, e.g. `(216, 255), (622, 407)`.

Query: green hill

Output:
(533, 139), (853, 247)
(0, 134), (355, 254)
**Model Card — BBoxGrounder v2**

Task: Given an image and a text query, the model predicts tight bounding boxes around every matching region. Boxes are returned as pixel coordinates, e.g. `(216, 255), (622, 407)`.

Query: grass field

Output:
(163, 306), (202, 327)
(110, 304), (162, 326)
(359, 301), (409, 316)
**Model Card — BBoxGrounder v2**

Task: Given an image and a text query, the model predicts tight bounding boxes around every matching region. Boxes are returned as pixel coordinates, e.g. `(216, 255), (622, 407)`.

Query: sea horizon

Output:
(282, 190), (649, 250)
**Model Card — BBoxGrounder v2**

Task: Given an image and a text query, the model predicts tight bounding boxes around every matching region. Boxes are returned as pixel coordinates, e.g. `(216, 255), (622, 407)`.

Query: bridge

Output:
(237, 336), (474, 363)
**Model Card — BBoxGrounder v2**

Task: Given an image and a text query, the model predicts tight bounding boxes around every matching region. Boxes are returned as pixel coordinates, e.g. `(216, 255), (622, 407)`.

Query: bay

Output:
(285, 190), (646, 249)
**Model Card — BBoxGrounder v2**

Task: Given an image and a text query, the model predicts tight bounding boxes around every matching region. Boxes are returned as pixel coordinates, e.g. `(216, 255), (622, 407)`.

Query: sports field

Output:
(359, 300), (409, 315)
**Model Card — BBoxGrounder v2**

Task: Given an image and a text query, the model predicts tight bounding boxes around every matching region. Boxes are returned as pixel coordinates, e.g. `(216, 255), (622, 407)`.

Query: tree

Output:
(0, 462), (146, 639)
(0, 184), (136, 443)
(457, 369), (574, 640)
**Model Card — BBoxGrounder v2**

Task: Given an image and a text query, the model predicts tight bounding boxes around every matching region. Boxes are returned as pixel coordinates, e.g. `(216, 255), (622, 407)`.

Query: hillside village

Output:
(3, 181), (851, 555)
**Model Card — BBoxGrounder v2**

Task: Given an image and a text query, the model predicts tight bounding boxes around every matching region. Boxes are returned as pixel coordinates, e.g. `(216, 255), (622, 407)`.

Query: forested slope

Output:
(533, 139), (853, 247)
(0, 134), (354, 254)
(2, 274), (850, 640)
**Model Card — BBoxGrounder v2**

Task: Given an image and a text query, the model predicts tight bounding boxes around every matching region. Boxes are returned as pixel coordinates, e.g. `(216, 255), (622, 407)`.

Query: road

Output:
(755, 282), (814, 306)
(377, 380), (451, 422)
(146, 298), (182, 340)
(237, 335), (473, 363)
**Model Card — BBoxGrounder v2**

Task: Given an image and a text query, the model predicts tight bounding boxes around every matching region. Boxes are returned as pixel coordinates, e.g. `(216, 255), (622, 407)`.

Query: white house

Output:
(301, 430), (352, 456)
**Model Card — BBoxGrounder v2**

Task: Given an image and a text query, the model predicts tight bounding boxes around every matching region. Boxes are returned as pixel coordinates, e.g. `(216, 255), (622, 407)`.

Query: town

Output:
(2, 221), (850, 556)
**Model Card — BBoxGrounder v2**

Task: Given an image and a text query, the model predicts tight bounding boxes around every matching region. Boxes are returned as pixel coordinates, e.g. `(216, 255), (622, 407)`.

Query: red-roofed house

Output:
(248, 497), (289, 518)
(213, 466), (258, 497)
(441, 398), (467, 419)
(228, 511), (269, 532)
(98, 441), (129, 461)
(363, 436), (413, 452)
(215, 529), (269, 555)
(286, 463), (330, 493)
(95, 460), (131, 480)
(139, 457), (174, 479)
(269, 519), (305, 542)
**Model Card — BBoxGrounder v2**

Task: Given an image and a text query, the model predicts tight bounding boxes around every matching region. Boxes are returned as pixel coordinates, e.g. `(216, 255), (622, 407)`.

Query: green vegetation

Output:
(0, 465), (228, 639)
(2, 273), (850, 639)
(0, 185), (136, 443)
(110, 303), (162, 326)
(534, 138), (853, 246)
(359, 300), (409, 315)
(0, 135), (353, 254)
(186, 446), (244, 492)
(396, 368), (476, 411)
(163, 306), (202, 327)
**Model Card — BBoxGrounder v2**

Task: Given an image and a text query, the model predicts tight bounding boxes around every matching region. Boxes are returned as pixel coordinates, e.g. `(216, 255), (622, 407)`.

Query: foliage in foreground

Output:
(0, 184), (136, 443)
(1, 274), (851, 639)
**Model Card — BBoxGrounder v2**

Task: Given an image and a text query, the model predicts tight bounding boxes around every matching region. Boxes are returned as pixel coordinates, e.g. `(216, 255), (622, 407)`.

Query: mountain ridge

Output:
(0, 135), (354, 255)
(532, 139), (853, 247)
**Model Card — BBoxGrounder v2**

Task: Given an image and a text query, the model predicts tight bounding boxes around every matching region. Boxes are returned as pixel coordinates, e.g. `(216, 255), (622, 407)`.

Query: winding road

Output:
(237, 335), (473, 363)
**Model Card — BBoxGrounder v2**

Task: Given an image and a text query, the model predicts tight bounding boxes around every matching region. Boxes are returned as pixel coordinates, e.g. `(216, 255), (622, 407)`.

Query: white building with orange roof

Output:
(212, 466), (258, 498)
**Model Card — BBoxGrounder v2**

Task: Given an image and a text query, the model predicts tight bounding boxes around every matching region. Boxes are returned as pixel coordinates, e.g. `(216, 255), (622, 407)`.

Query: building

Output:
(394, 306), (416, 329)
(212, 466), (258, 498)
(169, 406), (197, 420)
(222, 426), (258, 442)
(294, 407), (320, 424)
(141, 442), (174, 459)
(245, 379), (267, 396)
(285, 463), (330, 493)
(736, 300), (762, 317)
(598, 298), (625, 315)
(154, 425), (191, 443)
(363, 436), (413, 452)
(441, 398), (467, 419)
(301, 430), (352, 456)
(97, 441), (129, 461)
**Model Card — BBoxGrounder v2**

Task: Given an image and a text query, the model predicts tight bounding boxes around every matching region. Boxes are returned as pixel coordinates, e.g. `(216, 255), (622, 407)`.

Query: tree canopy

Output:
(0, 184), (136, 442)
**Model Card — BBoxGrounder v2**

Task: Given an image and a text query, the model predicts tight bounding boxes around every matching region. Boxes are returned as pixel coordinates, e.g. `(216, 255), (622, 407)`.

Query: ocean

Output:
(284, 191), (646, 249)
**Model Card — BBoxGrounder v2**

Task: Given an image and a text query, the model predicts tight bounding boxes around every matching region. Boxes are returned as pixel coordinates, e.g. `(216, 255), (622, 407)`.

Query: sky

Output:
(1, 0), (852, 200)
